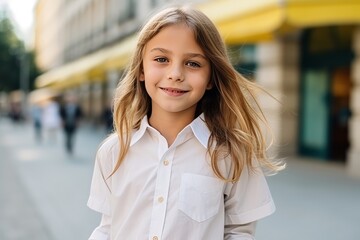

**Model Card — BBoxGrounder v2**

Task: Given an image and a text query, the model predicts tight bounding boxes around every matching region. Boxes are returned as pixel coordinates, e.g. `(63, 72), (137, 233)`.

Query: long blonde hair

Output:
(112, 6), (282, 181)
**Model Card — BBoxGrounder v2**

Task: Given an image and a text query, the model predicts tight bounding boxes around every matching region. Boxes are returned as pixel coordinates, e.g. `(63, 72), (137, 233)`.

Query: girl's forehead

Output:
(154, 24), (194, 39)
(144, 24), (203, 53)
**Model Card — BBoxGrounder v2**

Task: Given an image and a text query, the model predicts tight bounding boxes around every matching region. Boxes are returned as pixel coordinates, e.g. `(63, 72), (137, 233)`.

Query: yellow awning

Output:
(287, 0), (360, 26)
(36, 35), (138, 89)
(36, 48), (106, 88)
(201, 0), (360, 44)
(36, 0), (360, 89)
(105, 35), (138, 70)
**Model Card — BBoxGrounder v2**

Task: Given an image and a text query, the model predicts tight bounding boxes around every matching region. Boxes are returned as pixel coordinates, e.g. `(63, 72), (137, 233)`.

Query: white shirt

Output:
(87, 114), (275, 240)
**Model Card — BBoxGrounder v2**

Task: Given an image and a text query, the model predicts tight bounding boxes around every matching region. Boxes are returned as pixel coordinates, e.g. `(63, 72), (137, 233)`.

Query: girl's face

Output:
(140, 24), (211, 119)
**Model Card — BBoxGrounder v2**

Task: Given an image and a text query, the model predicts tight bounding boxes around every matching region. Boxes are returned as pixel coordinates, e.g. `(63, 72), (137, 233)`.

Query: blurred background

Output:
(0, 0), (360, 239)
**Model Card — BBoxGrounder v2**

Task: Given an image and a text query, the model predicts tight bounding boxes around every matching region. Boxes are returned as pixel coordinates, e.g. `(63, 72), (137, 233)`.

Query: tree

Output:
(0, 16), (40, 92)
(27, 50), (41, 90)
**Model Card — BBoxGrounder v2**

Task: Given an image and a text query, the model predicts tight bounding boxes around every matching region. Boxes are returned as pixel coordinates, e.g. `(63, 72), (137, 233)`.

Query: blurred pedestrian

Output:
(88, 6), (283, 240)
(8, 91), (24, 122)
(60, 94), (82, 154)
(8, 101), (23, 122)
(31, 103), (43, 142)
(42, 99), (61, 143)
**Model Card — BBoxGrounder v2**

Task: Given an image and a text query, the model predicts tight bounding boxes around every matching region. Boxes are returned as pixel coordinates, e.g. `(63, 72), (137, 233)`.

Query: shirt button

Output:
(163, 160), (169, 166)
(158, 196), (164, 203)
(153, 236), (158, 240)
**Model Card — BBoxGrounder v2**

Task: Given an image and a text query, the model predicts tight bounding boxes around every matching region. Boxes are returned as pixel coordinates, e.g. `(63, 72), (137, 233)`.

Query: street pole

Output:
(19, 52), (30, 119)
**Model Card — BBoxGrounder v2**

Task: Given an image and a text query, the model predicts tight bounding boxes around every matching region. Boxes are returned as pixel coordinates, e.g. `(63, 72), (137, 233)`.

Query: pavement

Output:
(0, 117), (104, 240)
(1, 117), (360, 240)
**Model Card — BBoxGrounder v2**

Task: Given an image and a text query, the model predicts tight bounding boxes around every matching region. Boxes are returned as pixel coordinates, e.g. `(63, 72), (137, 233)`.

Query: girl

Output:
(88, 6), (283, 240)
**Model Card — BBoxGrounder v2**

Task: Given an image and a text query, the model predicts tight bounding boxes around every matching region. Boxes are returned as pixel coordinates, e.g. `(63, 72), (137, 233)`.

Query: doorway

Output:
(329, 67), (351, 160)
(299, 27), (354, 162)
(299, 67), (351, 161)
(299, 69), (330, 158)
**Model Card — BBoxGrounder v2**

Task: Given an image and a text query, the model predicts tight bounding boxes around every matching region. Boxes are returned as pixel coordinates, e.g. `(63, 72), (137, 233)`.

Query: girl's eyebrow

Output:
(150, 47), (207, 60)
(150, 47), (170, 54)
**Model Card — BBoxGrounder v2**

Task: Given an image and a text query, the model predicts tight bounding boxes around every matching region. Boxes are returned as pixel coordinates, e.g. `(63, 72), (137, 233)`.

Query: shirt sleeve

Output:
(88, 214), (111, 240)
(224, 163), (275, 225)
(87, 141), (113, 216)
(224, 221), (257, 240)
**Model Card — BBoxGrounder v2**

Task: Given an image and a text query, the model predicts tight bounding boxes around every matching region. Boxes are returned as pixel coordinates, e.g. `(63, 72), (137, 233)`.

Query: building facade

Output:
(33, 0), (360, 176)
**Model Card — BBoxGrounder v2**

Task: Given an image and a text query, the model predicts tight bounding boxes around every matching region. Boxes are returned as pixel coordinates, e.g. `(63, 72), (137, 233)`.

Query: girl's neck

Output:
(149, 112), (195, 146)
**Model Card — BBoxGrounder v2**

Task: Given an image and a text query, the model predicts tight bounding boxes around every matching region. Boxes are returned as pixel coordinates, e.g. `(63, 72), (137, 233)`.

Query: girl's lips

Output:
(160, 87), (189, 96)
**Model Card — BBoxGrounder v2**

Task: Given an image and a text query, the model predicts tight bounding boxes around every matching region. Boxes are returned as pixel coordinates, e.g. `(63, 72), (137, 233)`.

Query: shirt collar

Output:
(130, 113), (211, 148)
(190, 113), (210, 148)
(130, 116), (149, 146)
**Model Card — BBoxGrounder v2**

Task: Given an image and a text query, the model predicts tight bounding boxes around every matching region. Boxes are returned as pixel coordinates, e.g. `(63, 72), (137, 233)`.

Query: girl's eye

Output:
(154, 57), (168, 63)
(186, 61), (201, 68)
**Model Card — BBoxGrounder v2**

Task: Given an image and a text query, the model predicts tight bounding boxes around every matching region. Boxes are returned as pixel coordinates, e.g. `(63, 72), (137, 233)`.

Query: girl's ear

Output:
(139, 69), (145, 81)
(206, 81), (213, 90)
(140, 74), (145, 81)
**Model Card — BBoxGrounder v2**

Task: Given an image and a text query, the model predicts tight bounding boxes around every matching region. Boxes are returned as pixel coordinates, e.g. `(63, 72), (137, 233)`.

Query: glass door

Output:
(299, 70), (330, 158)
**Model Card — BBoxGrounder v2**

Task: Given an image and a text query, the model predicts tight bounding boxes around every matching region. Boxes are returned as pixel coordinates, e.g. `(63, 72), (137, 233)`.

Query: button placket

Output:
(148, 143), (174, 240)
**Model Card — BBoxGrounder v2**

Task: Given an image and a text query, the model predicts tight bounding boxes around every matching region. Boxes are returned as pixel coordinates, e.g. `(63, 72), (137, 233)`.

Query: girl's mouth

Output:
(160, 87), (189, 96)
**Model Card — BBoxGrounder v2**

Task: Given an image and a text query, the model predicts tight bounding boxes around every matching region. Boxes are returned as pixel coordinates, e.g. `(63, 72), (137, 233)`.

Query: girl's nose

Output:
(167, 64), (184, 82)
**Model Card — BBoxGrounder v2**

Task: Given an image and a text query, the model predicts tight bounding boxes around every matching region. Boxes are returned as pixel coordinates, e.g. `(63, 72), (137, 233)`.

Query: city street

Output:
(1, 117), (360, 240)
(0, 117), (103, 240)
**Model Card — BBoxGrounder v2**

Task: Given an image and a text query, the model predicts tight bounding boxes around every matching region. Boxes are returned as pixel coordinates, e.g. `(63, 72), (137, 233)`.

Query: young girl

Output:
(88, 6), (282, 240)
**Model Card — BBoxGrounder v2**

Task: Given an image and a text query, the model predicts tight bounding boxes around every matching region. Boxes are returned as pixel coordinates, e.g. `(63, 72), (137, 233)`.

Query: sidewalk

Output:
(1, 117), (360, 240)
(0, 132), (51, 240)
(257, 158), (360, 240)
(0, 118), (105, 240)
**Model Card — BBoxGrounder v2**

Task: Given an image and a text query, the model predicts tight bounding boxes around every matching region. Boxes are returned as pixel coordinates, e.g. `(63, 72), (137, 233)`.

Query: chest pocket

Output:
(178, 173), (224, 222)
